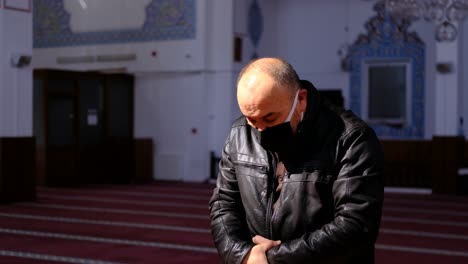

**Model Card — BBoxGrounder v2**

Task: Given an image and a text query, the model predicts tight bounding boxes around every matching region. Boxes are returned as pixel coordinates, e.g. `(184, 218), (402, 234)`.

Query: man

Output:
(209, 58), (384, 264)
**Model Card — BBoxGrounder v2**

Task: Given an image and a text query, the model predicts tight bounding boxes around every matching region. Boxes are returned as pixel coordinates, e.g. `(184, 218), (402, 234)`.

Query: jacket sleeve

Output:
(209, 132), (255, 264)
(266, 127), (384, 263)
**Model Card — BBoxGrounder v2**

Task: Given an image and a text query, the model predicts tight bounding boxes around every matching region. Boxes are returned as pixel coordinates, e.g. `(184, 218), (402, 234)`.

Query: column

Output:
(434, 22), (464, 135)
(0, 1), (35, 202)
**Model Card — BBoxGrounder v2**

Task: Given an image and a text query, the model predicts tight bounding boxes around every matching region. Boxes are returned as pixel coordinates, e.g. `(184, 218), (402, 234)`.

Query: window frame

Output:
(361, 59), (412, 127)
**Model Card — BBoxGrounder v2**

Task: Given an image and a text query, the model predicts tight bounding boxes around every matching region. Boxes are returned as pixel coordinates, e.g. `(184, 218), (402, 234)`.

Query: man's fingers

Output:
(252, 235), (281, 249)
(258, 241), (281, 252)
(252, 235), (268, 244)
(266, 239), (281, 249)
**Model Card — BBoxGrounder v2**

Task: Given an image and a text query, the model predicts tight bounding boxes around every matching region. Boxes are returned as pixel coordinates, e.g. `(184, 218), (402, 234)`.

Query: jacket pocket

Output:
(284, 170), (333, 184)
(234, 161), (268, 178)
(272, 170), (335, 239)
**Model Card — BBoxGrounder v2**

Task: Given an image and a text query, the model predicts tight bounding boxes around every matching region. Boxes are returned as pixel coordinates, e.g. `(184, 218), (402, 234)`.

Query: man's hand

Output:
(242, 235), (281, 264)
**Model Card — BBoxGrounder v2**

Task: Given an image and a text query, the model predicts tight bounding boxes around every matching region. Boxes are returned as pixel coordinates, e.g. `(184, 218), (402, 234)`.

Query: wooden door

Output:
(46, 95), (79, 186)
(34, 70), (135, 186)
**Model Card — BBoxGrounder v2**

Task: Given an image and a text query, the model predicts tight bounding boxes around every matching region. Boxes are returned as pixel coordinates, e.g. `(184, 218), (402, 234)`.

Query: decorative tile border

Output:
(348, 2), (425, 138)
(3, 0), (31, 12)
(248, 0), (263, 59)
(34, 0), (196, 48)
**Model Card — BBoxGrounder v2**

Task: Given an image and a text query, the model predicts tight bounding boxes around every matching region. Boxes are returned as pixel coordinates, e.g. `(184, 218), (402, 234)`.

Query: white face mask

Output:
(254, 89), (301, 154)
(285, 90), (300, 122)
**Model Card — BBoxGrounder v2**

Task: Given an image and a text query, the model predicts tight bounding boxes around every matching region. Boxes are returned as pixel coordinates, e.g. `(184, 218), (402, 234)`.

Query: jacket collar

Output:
(296, 80), (322, 138)
(275, 80), (323, 165)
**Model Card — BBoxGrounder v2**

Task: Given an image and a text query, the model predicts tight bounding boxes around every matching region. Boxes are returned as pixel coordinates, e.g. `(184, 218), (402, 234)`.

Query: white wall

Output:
(256, 0), (279, 58)
(270, 0), (370, 102)
(133, 0), (235, 182)
(33, 1), (207, 73)
(28, 0), (466, 182)
(410, 20), (436, 139)
(0, 6), (33, 137)
(206, 0), (237, 156)
(32, 0), (237, 182)
(256, 0), (377, 108)
(135, 72), (210, 182)
(229, 0), (280, 135)
(257, 0), (440, 138)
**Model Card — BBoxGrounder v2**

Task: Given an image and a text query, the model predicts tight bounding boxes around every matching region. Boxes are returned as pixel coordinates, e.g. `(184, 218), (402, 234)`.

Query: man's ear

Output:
(298, 89), (307, 112)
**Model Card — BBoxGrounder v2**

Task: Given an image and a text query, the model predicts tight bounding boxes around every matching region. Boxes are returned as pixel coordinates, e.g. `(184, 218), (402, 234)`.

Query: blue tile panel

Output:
(34, 0), (196, 48)
(248, 0), (263, 59)
(348, 2), (425, 138)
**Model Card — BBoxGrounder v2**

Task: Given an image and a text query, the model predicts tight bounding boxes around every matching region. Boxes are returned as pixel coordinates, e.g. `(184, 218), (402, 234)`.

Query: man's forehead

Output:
(238, 89), (281, 112)
(237, 69), (293, 117)
(238, 93), (289, 120)
(239, 102), (273, 117)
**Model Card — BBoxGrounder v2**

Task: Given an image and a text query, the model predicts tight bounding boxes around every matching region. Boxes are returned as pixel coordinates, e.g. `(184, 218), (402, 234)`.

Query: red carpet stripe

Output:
(38, 187), (210, 201)
(38, 189), (210, 205)
(38, 194), (208, 209)
(384, 198), (468, 210)
(384, 194), (468, 203)
(383, 216), (468, 228)
(0, 213), (210, 233)
(380, 228), (468, 241)
(35, 196), (208, 215)
(381, 220), (468, 236)
(0, 228), (217, 253)
(0, 255), (52, 264)
(17, 202), (209, 220)
(0, 217), (214, 247)
(84, 183), (215, 195)
(376, 244), (468, 257)
(375, 249), (468, 264)
(384, 206), (468, 217)
(377, 233), (468, 252)
(0, 250), (123, 264)
(0, 206), (210, 228)
(1, 233), (219, 263)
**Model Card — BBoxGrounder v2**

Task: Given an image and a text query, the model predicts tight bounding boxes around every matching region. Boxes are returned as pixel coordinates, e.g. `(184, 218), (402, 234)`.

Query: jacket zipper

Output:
(270, 169), (290, 237)
(266, 151), (277, 240)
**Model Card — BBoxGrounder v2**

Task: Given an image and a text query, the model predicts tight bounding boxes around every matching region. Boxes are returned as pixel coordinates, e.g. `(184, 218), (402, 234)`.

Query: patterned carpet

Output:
(0, 182), (467, 263)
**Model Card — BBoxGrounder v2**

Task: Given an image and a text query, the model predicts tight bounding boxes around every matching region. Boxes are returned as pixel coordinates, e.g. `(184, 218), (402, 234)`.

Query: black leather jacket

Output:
(209, 81), (384, 264)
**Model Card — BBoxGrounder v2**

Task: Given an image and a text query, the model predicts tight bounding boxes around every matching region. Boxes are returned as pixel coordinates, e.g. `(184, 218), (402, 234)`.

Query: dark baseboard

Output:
(382, 136), (467, 194)
(0, 137), (36, 202)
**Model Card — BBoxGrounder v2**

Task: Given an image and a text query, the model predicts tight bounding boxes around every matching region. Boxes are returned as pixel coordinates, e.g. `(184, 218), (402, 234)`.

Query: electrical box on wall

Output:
(11, 53), (32, 68)
(436, 62), (454, 74)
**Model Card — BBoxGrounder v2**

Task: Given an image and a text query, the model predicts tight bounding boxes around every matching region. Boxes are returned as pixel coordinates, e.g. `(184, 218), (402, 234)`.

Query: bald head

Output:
(237, 58), (300, 97)
(237, 58), (305, 131)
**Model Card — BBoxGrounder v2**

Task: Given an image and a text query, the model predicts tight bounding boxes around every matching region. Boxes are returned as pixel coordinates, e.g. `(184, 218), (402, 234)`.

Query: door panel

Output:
(105, 76), (134, 183)
(46, 96), (78, 186)
(48, 97), (75, 147)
